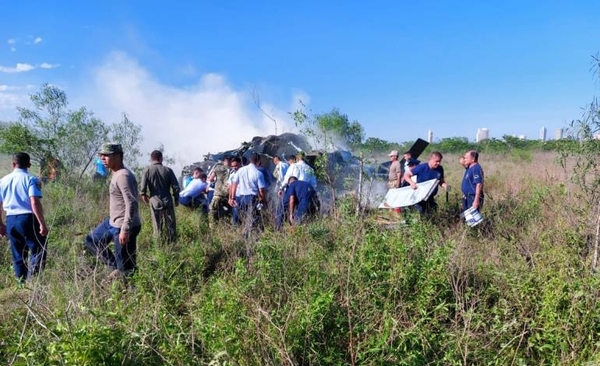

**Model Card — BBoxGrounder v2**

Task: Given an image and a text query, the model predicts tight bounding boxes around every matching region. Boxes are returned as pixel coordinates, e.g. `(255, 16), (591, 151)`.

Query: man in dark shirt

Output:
(404, 151), (448, 215)
(284, 176), (319, 226)
(140, 150), (180, 243)
(461, 150), (484, 211)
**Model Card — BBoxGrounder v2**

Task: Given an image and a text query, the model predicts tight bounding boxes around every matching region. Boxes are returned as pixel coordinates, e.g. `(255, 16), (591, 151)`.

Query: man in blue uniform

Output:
(0, 152), (49, 283)
(284, 176), (319, 226)
(404, 151), (448, 215)
(461, 150), (484, 211)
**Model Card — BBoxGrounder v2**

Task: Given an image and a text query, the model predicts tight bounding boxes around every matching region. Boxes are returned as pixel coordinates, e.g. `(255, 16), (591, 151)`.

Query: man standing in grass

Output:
(84, 143), (141, 280)
(404, 151), (448, 215)
(461, 150), (484, 211)
(0, 152), (49, 284)
(140, 150), (180, 243)
(229, 153), (267, 235)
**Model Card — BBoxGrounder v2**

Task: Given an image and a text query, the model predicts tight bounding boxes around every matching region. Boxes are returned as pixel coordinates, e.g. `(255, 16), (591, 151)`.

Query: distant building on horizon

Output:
(427, 129), (433, 143)
(540, 127), (547, 142)
(518, 135), (526, 140)
(476, 128), (489, 142)
(555, 128), (563, 140)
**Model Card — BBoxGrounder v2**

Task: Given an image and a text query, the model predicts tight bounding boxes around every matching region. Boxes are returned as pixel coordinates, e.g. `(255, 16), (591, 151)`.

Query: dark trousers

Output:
(293, 195), (320, 224)
(6, 213), (47, 281)
(415, 197), (438, 215)
(236, 194), (262, 235)
(462, 194), (484, 211)
(84, 218), (141, 275)
(275, 198), (289, 230)
(150, 205), (177, 242)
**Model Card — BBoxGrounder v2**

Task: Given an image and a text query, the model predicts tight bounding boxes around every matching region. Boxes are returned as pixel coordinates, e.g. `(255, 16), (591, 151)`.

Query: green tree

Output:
(0, 84), (143, 178)
(314, 108), (364, 150)
(557, 54), (600, 271)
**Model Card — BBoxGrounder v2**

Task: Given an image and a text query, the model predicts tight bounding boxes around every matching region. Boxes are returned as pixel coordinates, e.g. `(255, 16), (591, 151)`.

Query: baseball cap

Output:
(388, 150), (399, 157)
(98, 143), (123, 155)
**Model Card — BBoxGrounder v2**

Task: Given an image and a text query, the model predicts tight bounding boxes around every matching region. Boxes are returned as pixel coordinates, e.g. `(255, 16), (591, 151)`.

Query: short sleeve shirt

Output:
(0, 169), (42, 215)
(462, 164), (484, 195)
(411, 163), (445, 197)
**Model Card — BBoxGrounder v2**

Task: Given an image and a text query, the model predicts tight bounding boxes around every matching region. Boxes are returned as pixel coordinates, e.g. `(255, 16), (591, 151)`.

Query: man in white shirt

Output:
(281, 151), (317, 192)
(179, 168), (209, 212)
(229, 153), (267, 235)
(272, 155), (289, 191)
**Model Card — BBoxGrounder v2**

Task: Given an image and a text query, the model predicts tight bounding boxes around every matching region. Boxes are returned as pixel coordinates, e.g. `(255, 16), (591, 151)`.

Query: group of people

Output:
(0, 142), (482, 285)
(386, 149), (484, 216)
(0, 144), (321, 285)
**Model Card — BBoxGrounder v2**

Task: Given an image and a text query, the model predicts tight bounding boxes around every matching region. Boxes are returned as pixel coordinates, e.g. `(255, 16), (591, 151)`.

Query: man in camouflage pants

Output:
(208, 156), (231, 227)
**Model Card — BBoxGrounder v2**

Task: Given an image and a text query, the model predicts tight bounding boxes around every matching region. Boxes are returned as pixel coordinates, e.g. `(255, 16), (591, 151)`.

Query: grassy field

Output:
(0, 150), (599, 365)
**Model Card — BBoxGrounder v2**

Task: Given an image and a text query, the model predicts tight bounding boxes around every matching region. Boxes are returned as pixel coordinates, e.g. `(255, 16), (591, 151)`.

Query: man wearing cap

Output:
(0, 152), (49, 284)
(387, 150), (401, 189)
(208, 156), (231, 226)
(461, 150), (484, 211)
(140, 150), (180, 243)
(84, 143), (142, 279)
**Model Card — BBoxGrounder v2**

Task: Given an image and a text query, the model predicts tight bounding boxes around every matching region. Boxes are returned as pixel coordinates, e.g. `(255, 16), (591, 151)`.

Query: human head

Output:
(463, 150), (479, 167)
(230, 157), (241, 170)
(222, 156), (231, 166)
(199, 173), (208, 181)
(12, 152), (31, 169)
(99, 143), (124, 170)
(388, 150), (399, 161)
(288, 176), (298, 184)
(192, 167), (203, 178)
(249, 152), (260, 165)
(286, 154), (296, 164)
(296, 151), (306, 161)
(273, 155), (281, 165)
(427, 151), (443, 169)
(403, 151), (412, 161)
(150, 150), (163, 163)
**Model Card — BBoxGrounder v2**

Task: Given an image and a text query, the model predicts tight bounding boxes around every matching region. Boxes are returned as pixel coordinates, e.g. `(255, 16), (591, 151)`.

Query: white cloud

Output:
(39, 63), (60, 69)
(86, 51), (301, 171)
(0, 63), (35, 73)
(7, 39), (16, 45)
(34, 37), (42, 44)
(0, 85), (18, 92)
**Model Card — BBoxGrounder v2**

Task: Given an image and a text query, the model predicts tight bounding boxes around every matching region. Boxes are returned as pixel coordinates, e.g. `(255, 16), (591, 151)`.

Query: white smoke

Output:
(85, 51), (301, 172)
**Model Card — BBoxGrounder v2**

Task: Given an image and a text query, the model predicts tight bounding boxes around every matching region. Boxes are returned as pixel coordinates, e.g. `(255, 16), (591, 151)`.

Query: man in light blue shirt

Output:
(0, 152), (49, 283)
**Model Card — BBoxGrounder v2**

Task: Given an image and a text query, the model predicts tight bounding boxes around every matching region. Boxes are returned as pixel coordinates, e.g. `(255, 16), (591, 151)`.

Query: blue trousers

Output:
(84, 218), (141, 275)
(236, 195), (262, 235)
(462, 194), (484, 211)
(6, 213), (47, 281)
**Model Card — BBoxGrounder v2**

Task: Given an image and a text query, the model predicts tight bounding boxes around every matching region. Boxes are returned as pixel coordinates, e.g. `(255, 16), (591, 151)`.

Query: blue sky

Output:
(1, 1), (599, 161)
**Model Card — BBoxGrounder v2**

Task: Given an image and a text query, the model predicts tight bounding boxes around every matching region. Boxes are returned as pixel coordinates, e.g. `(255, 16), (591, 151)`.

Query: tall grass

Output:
(1, 151), (599, 365)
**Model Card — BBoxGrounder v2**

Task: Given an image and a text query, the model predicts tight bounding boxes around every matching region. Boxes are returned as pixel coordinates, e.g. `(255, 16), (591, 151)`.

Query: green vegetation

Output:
(2, 56), (600, 364)
(1, 153), (600, 365)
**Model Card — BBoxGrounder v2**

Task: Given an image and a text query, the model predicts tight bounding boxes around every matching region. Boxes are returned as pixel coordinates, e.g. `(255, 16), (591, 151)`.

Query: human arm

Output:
(0, 205), (5, 237)
(404, 170), (417, 189)
(473, 183), (483, 209)
(169, 170), (180, 206)
(118, 174), (138, 245)
(140, 168), (150, 204)
(30, 196), (49, 236)
(288, 195), (296, 224)
(229, 182), (238, 207)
